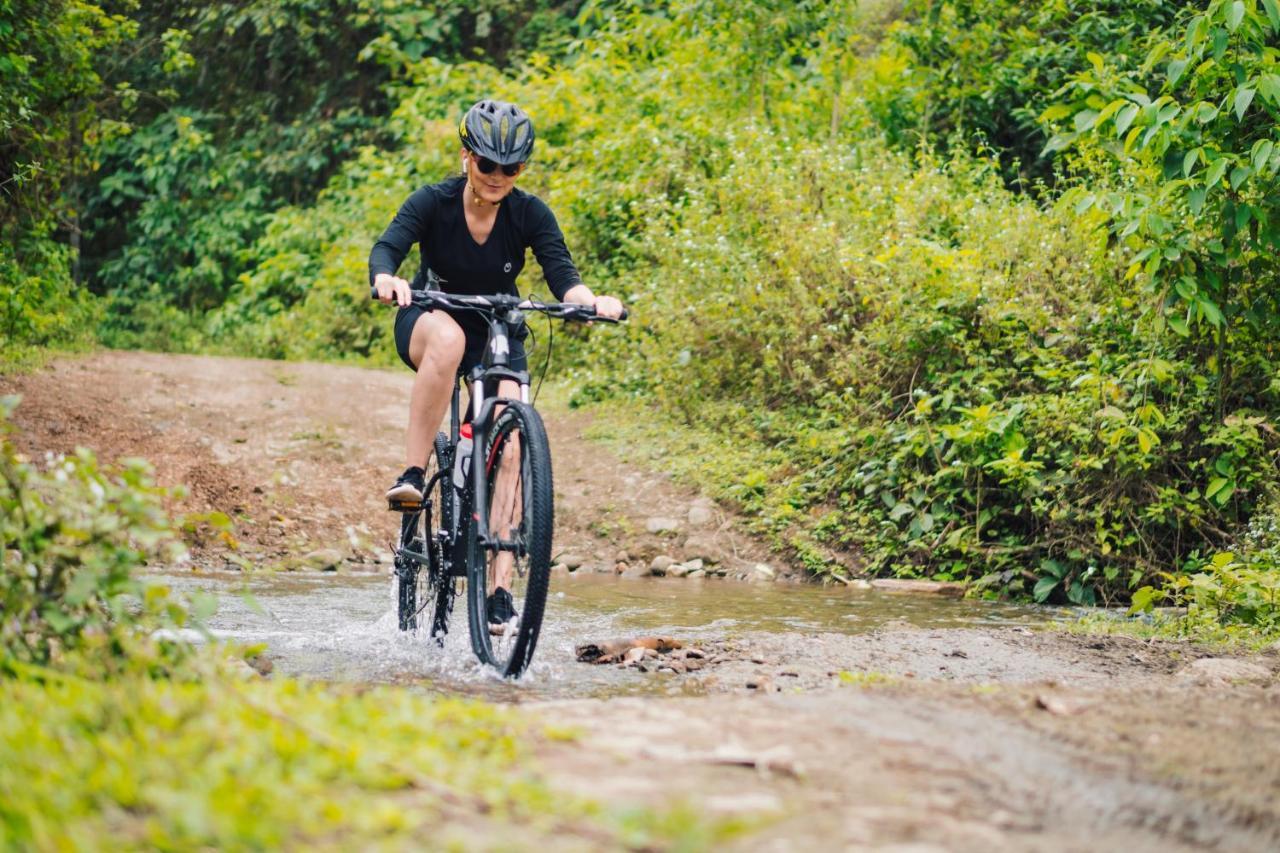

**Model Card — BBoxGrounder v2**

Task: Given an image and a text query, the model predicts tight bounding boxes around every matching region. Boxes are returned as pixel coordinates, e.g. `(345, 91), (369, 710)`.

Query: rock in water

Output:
(869, 578), (965, 597)
(649, 554), (676, 575)
(622, 563), (649, 578)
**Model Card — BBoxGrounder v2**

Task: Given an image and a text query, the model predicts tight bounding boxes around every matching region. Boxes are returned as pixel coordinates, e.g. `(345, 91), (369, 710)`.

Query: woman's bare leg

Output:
(405, 311), (466, 468)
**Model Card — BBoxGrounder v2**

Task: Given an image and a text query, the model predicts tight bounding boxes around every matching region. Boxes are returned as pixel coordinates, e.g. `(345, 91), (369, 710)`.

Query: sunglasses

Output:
(470, 153), (523, 177)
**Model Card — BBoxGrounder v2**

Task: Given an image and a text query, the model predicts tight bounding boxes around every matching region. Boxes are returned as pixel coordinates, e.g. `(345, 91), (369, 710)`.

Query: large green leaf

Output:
(1226, 1), (1246, 32)
(1234, 86), (1256, 120)
(1205, 156), (1230, 186)
(1183, 148), (1201, 176)
(1251, 139), (1274, 173)
(1264, 0), (1280, 30)
(1114, 103), (1139, 136)
(1033, 576), (1060, 603)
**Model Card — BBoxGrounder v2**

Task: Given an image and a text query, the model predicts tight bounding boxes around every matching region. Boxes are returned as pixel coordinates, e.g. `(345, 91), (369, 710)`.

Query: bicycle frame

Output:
(401, 305), (534, 584)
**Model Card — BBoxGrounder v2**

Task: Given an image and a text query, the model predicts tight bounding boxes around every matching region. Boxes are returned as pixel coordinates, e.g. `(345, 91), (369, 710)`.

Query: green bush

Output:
(869, 0), (1183, 185)
(0, 0), (125, 369)
(0, 233), (98, 370)
(0, 397), (200, 671)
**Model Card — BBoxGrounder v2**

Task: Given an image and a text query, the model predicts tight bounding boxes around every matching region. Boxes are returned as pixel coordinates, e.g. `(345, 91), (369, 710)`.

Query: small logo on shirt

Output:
(503, 262), (512, 273)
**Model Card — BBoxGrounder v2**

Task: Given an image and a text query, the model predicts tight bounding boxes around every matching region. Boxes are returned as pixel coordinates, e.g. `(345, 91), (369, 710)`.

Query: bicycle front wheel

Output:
(466, 401), (553, 678)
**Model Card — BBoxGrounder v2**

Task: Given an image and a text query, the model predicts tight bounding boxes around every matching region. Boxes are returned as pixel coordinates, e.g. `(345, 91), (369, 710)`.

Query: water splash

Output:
(153, 569), (1050, 699)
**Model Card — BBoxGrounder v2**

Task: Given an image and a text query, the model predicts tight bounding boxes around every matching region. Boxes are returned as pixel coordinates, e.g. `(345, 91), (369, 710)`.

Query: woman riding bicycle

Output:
(369, 99), (624, 624)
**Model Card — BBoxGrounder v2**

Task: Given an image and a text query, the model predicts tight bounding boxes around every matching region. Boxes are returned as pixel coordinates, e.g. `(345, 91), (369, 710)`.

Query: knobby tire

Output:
(465, 401), (553, 678)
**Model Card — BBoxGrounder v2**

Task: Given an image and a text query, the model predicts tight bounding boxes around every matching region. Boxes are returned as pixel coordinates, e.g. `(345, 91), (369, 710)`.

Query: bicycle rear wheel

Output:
(466, 401), (553, 678)
(395, 432), (457, 642)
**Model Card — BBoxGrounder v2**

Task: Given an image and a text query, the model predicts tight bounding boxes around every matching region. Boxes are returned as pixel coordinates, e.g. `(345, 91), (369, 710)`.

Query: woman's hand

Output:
(374, 273), (412, 307)
(591, 294), (624, 320)
(563, 283), (623, 319)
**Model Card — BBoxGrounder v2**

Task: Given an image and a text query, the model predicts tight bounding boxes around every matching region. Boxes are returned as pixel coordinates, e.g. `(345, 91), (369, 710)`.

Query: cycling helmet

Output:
(458, 99), (535, 165)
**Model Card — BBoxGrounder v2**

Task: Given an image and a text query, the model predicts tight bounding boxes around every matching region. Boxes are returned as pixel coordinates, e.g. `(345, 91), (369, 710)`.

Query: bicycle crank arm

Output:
(475, 534), (527, 556)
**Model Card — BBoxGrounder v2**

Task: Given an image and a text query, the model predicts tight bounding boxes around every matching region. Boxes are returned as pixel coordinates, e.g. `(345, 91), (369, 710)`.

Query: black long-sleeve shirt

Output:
(368, 175), (582, 300)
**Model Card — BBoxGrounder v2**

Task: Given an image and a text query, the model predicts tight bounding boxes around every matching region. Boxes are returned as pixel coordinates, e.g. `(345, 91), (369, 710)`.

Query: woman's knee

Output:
(410, 312), (466, 368)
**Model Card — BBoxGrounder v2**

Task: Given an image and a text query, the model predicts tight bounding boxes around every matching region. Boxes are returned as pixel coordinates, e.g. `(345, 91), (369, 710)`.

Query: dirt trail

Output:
(5, 351), (1280, 850)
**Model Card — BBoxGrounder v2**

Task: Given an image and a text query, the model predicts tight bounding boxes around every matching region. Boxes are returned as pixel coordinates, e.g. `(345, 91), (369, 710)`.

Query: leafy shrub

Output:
(200, 0), (1280, 602)
(0, 397), (200, 671)
(0, 232), (98, 369)
(1128, 498), (1280, 643)
(1049, 1), (1280, 413)
(871, 0), (1183, 186)
(0, 0), (126, 368)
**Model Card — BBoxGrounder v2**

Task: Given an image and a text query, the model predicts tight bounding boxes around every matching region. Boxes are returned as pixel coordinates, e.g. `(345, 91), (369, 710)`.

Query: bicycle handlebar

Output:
(369, 285), (627, 323)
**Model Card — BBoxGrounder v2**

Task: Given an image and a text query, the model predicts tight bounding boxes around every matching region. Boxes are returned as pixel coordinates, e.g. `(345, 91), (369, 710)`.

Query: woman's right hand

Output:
(373, 273), (412, 307)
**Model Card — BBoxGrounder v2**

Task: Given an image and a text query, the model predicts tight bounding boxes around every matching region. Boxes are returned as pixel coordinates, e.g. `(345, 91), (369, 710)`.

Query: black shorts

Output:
(394, 304), (528, 376)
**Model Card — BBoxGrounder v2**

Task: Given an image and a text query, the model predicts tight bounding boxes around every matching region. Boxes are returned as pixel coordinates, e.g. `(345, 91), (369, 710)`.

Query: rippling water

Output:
(153, 569), (1050, 699)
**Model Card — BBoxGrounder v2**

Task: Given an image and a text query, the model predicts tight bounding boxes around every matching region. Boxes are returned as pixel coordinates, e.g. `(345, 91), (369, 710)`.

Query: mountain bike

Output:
(374, 286), (624, 678)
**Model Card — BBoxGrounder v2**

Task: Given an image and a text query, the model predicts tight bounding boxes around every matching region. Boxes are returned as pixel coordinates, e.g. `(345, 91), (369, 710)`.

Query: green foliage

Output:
(1, 232), (98, 370)
(0, 1), (129, 365)
(0, 666), (731, 849)
(0, 0), (130, 233)
(198, 0), (1278, 606)
(873, 0), (1183, 185)
(1050, 1), (1280, 380)
(0, 397), (199, 670)
(89, 111), (273, 347)
(1127, 500), (1280, 643)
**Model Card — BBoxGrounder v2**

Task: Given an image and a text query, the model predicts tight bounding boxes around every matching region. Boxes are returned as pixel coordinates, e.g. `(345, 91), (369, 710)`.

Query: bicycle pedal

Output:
(388, 498), (425, 512)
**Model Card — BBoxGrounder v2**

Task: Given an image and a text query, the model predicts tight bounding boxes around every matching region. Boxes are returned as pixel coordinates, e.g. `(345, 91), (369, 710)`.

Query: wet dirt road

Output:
(6, 352), (1280, 850)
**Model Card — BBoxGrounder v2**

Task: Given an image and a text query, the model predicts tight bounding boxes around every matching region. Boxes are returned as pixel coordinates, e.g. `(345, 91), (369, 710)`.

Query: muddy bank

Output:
(1, 351), (781, 579)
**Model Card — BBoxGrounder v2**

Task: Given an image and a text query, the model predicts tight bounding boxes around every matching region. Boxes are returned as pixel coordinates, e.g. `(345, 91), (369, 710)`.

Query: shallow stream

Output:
(156, 570), (1053, 700)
